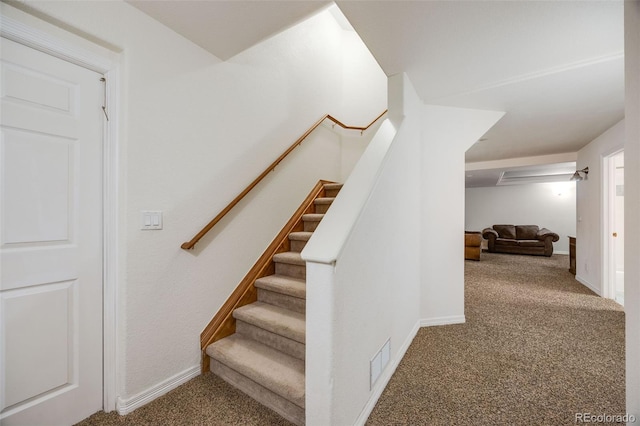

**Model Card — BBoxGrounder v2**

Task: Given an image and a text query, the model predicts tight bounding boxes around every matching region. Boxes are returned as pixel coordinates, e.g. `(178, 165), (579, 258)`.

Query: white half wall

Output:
(304, 73), (421, 425)
(625, 0), (640, 418)
(465, 183), (576, 253)
(421, 105), (504, 323)
(576, 120), (625, 294)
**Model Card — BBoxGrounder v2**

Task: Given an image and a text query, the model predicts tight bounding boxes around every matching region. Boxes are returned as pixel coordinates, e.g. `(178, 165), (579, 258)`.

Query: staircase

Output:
(206, 182), (342, 425)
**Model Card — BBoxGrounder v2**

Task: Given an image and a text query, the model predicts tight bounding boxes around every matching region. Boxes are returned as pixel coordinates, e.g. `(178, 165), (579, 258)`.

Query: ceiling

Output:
(126, 0), (625, 187)
(126, 1), (330, 60)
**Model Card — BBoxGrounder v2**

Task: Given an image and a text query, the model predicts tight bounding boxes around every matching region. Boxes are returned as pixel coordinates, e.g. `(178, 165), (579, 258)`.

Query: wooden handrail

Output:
(181, 110), (387, 250)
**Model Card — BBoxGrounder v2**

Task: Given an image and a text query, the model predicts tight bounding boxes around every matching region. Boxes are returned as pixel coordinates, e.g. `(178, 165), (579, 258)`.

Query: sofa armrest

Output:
(537, 228), (559, 242)
(482, 228), (498, 240)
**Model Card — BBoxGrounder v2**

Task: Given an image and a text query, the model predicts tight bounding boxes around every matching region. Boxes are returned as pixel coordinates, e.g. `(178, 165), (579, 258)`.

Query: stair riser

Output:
(255, 277), (306, 300)
(210, 361), (305, 426)
(276, 262), (306, 279)
(303, 220), (320, 232)
(290, 239), (307, 252)
(236, 320), (305, 360)
(314, 203), (331, 214)
(324, 188), (341, 197)
(258, 288), (305, 314)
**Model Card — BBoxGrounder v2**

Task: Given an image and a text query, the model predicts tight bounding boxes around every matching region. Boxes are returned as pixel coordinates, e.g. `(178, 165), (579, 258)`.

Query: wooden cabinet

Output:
(569, 236), (576, 275)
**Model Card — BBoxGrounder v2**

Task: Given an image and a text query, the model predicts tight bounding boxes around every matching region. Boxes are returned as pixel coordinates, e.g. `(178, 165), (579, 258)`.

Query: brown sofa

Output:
(465, 232), (482, 261)
(482, 225), (559, 257)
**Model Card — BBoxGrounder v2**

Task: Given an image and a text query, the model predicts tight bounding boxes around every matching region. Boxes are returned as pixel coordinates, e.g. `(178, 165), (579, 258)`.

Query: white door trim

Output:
(1, 14), (120, 412)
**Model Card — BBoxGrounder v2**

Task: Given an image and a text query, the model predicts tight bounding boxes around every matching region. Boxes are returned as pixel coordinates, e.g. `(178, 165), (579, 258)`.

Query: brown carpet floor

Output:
(367, 252), (625, 425)
(76, 372), (292, 426)
(78, 252), (625, 426)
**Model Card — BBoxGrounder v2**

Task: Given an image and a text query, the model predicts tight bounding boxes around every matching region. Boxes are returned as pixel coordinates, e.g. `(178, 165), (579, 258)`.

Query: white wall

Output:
(625, 1), (640, 418)
(421, 105), (504, 324)
(339, 122), (384, 182)
(3, 1), (388, 407)
(465, 183), (576, 253)
(576, 120), (625, 294)
(338, 28), (388, 125)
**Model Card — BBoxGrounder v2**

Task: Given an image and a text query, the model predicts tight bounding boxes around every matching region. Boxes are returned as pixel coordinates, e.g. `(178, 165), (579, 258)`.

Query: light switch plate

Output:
(140, 211), (163, 230)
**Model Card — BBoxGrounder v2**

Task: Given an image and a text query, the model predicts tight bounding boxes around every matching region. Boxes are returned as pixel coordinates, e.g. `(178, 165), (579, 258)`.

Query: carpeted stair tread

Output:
(234, 301), (305, 343)
(313, 197), (335, 213)
(323, 183), (343, 190)
(255, 275), (306, 299)
(273, 251), (305, 266)
(302, 213), (324, 221)
(206, 334), (305, 408)
(288, 231), (313, 242)
(323, 183), (343, 197)
(314, 197), (335, 205)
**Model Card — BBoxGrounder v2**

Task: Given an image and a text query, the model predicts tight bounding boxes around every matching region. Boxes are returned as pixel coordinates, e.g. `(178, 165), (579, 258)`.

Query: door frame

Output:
(1, 15), (120, 412)
(602, 148), (623, 302)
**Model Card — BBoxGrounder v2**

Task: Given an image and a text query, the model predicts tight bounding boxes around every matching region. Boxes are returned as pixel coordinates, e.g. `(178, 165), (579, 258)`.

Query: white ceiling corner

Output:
(126, 0), (331, 60)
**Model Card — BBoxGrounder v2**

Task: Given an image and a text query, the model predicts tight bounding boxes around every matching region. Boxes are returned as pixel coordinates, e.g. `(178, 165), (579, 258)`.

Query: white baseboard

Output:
(116, 365), (200, 415)
(420, 315), (466, 327)
(575, 274), (601, 296)
(354, 320), (421, 426)
(554, 250), (569, 255)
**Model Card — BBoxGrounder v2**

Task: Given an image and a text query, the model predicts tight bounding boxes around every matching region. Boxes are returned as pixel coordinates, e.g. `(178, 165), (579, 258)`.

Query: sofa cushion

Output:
(516, 225), (539, 240)
(495, 238), (517, 246)
(493, 225), (516, 239)
(516, 239), (545, 247)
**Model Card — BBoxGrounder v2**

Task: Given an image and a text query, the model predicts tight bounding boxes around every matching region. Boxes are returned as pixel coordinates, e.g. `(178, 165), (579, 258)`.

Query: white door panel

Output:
(2, 281), (77, 410)
(1, 247), (77, 291)
(2, 130), (74, 245)
(1, 65), (75, 113)
(1, 37), (103, 425)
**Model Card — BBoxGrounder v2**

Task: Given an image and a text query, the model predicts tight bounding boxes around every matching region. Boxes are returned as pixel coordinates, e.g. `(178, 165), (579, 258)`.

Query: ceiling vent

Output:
(497, 168), (575, 186)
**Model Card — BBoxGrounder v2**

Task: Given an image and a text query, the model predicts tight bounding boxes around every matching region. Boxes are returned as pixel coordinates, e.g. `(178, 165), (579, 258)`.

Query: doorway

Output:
(0, 9), (123, 419)
(0, 37), (104, 425)
(604, 150), (624, 306)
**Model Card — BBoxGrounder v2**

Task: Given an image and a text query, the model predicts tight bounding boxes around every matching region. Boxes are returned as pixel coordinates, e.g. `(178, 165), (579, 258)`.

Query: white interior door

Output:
(613, 152), (624, 305)
(604, 150), (625, 306)
(0, 37), (104, 425)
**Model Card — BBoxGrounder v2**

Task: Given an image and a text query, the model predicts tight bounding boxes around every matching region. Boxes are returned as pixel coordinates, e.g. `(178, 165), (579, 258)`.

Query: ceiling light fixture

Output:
(570, 167), (589, 181)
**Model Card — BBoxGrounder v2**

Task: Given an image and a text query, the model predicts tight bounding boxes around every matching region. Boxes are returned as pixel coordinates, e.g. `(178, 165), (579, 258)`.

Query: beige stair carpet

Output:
(205, 182), (340, 425)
